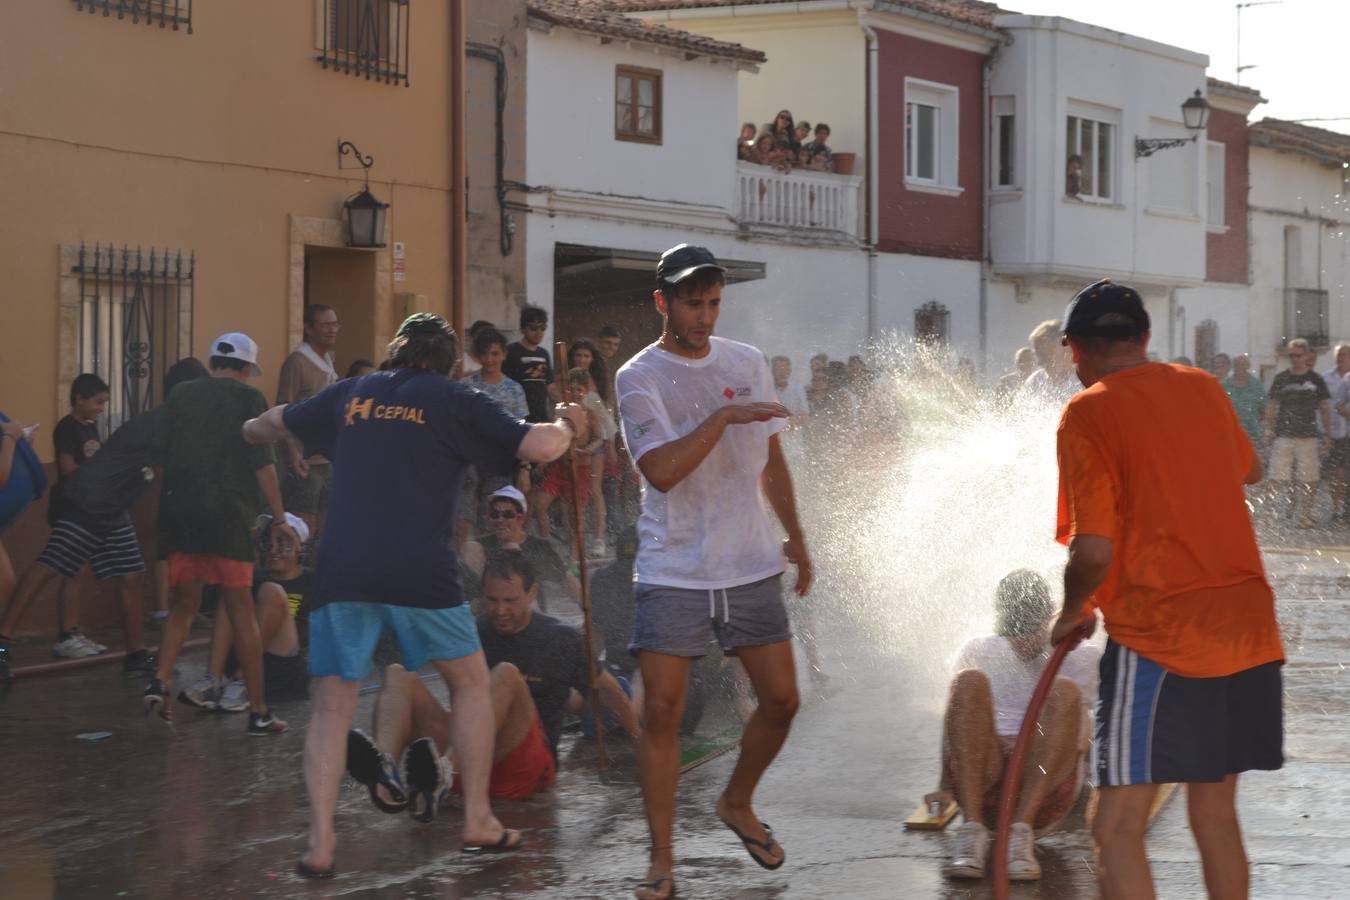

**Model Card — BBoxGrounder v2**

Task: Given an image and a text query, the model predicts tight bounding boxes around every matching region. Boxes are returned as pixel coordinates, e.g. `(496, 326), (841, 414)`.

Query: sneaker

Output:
(942, 821), (989, 880)
(217, 678), (249, 713)
(122, 649), (157, 673)
(247, 708), (288, 736)
(1007, 822), (1042, 881)
(0, 646), (12, 683)
(53, 634), (99, 659)
(346, 729), (408, 813)
(77, 632), (108, 654)
(404, 736), (452, 823)
(177, 673), (221, 710)
(143, 677), (172, 722)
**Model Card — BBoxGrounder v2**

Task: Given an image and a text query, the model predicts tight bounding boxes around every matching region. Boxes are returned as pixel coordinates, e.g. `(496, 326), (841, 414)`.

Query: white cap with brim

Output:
(211, 332), (262, 375)
(255, 512), (311, 545)
(489, 485), (528, 514)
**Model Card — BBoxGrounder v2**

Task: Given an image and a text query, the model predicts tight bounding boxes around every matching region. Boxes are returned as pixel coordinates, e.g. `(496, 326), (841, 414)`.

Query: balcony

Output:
(735, 161), (863, 243)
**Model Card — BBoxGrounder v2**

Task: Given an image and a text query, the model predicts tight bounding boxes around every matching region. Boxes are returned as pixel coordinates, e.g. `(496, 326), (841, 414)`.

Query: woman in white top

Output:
(569, 340), (618, 558)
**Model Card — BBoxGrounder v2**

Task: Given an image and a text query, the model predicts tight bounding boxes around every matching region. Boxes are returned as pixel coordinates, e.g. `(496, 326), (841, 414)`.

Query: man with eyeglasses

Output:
(460, 486), (580, 605)
(504, 306), (555, 424)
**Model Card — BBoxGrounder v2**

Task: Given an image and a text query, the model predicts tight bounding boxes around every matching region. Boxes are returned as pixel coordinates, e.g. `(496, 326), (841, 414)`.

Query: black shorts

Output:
(225, 649), (310, 701)
(1094, 640), (1283, 786)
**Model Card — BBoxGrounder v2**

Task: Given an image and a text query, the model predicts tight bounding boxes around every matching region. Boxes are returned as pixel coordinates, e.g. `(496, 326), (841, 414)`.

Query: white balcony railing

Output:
(735, 161), (863, 240)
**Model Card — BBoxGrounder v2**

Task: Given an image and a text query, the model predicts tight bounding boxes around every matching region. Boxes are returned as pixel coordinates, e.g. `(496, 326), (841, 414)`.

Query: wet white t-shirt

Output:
(617, 337), (787, 590)
(952, 635), (1101, 739)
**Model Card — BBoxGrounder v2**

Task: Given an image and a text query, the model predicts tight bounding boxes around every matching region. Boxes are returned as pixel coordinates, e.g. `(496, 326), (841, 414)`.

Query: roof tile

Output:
(528, 0), (768, 63)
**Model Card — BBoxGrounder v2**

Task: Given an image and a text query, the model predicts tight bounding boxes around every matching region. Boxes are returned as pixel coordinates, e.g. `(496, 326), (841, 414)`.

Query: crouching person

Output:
(925, 570), (1100, 882)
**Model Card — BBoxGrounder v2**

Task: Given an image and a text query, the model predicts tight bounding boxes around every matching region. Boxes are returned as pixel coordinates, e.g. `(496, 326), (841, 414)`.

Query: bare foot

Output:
(301, 831), (335, 874)
(715, 794), (784, 868)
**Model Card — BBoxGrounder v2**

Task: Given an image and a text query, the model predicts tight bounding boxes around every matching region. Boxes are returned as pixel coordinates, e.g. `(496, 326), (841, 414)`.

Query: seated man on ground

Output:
(924, 569), (1100, 882)
(347, 551), (639, 818)
(460, 486), (580, 605)
(179, 513), (312, 711)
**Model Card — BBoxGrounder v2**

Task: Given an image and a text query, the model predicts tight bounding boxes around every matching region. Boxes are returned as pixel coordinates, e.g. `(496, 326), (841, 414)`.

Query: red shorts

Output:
(166, 552), (254, 589)
(540, 461), (590, 507)
(454, 717), (556, 801)
(945, 736), (1081, 832)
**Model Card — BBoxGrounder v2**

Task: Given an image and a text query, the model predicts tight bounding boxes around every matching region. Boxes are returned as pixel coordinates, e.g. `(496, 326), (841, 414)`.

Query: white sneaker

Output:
(587, 539), (608, 558)
(177, 673), (221, 710)
(942, 821), (989, 879)
(218, 678), (249, 713)
(1007, 822), (1042, 881)
(52, 635), (99, 659)
(76, 632), (107, 654)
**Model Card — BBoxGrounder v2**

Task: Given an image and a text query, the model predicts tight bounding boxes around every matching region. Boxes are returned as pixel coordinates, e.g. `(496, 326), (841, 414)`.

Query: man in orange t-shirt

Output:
(1049, 279), (1284, 900)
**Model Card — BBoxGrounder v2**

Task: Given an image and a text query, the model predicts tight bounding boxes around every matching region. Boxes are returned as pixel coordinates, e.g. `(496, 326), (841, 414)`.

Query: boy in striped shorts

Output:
(1051, 280), (1283, 900)
(0, 358), (210, 680)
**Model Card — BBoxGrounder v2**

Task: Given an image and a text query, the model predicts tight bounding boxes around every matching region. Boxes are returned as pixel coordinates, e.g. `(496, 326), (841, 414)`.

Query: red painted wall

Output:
(874, 29), (984, 260)
(1205, 107), (1251, 284)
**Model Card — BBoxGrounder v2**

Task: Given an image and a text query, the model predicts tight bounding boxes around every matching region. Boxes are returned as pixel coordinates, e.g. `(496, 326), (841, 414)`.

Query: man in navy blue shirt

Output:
(244, 313), (584, 878)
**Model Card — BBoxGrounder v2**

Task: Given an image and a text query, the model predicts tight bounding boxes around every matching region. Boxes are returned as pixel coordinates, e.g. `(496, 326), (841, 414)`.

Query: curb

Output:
(11, 637), (211, 680)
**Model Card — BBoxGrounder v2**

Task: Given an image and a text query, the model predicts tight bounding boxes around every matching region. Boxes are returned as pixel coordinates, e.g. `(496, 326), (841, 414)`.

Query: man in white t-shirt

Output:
(924, 569), (1100, 883)
(770, 355), (810, 418)
(617, 244), (813, 900)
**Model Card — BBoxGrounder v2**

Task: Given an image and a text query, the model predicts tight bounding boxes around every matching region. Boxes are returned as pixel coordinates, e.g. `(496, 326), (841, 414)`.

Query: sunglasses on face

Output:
(524, 323), (546, 332)
(489, 509), (519, 520)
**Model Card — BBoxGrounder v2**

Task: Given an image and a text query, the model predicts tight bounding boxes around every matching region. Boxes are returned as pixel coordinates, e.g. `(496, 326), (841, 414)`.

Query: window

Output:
(73, 0), (193, 33)
(318, 0), (411, 86)
(1066, 113), (1115, 201)
(993, 97), (1016, 188)
(914, 301), (950, 346)
(1194, 320), (1218, 371)
(1286, 288), (1330, 349)
(616, 66), (662, 144)
(1206, 142), (1226, 227)
(905, 79), (960, 192)
(73, 243), (195, 437)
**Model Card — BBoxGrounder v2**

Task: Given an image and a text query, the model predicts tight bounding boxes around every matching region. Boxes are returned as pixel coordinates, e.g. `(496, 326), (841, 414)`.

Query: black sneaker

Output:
(247, 708), (288, 736)
(143, 678), (172, 722)
(122, 649), (157, 674)
(0, 646), (12, 683)
(404, 736), (450, 823)
(346, 729), (408, 813)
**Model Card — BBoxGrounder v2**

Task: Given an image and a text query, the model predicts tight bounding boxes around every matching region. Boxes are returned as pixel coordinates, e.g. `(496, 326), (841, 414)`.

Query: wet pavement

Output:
(1, 543), (1346, 899)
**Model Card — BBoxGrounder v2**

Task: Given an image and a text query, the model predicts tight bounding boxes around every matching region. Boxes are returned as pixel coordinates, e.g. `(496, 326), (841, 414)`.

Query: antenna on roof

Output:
(1235, 0), (1284, 84)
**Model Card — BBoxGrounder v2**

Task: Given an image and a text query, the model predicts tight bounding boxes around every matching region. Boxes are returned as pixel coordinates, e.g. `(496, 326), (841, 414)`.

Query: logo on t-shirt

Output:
(723, 388), (735, 400)
(81, 439), (101, 460)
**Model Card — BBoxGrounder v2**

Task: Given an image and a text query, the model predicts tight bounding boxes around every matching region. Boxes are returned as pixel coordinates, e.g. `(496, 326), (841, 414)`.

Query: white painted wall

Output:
(989, 15), (1209, 287)
(526, 25), (742, 211)
(628, 9), (868, 167)
(1245, 145), (1350, 376)
(873, 253), (982, 360)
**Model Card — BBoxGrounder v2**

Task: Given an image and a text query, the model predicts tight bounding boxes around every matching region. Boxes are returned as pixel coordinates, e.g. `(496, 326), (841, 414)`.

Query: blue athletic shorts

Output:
(1094, 639), (1284, 787)
(629, 574), (790, 658)
(308, 602), (481, 681)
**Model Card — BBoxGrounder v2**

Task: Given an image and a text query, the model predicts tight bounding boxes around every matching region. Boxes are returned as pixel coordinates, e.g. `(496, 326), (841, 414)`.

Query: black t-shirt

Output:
(64, 408), (159, 533)
(478, 534), (567, 586)
(50, 414), (102, 525)
(477, 613), (589, 757)
(253, 568), (316, 645)
(1270, 370), (1329, 438)
(503, 342), (553, 423)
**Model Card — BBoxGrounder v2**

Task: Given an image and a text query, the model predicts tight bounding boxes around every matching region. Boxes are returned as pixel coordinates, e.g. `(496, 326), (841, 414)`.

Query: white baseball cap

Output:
(255, 512), (311, 545)
(488, 485), (528, 514)
(210, 332), (261, 375)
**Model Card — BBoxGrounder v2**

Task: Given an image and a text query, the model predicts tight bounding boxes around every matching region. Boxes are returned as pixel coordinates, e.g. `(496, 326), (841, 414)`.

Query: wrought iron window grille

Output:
(73, 0), (193, 33)
(73, 243), (195, 436)
(319, 0), (411, 86)
(915, 300), (951, 346)
(1285, 288), (1330, 350)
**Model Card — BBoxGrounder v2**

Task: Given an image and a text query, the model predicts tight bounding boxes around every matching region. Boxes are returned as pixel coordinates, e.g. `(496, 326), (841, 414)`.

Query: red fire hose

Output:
(990, 622), (1091, 899)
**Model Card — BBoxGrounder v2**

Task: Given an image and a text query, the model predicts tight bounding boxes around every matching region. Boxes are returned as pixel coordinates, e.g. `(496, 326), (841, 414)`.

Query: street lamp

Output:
(338, 140), (389, 248)
(1135, 90), (1212, 159)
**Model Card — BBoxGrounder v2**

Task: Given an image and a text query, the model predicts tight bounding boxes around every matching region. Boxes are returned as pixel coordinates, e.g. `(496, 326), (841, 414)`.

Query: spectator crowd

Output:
(737, 109), (837, 174)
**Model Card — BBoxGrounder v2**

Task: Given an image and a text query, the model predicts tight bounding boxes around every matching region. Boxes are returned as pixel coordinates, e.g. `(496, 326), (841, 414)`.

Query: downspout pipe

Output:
(450, 0), (468, 350)
(859, 11), (880, 344)
(980, 39), (1005, 372)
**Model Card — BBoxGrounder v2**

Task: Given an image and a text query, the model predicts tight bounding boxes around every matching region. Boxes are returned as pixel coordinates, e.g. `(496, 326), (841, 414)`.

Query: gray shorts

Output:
(629, 574), (790, 658)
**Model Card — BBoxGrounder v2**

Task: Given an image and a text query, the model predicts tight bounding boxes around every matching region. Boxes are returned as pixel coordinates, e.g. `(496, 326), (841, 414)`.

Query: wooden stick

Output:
(557, 341), (607, 770)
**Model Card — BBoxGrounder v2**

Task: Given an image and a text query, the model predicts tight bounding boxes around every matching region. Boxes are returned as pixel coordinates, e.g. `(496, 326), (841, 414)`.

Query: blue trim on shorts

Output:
(308, 602), (480, 682)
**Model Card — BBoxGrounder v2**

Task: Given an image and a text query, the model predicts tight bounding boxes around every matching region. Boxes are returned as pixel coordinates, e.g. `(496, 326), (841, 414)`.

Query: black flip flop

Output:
(295, 859), (336, 879)
(346, 729), (407, 814)
(404, 736), (445, 824)
(719, 817), (785, 871)
(634, 873), (676, 899)
(463, 829), (525, 853)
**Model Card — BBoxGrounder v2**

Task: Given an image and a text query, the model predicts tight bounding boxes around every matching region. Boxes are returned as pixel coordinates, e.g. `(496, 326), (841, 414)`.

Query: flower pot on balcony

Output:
(832, 152), (856, 175)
